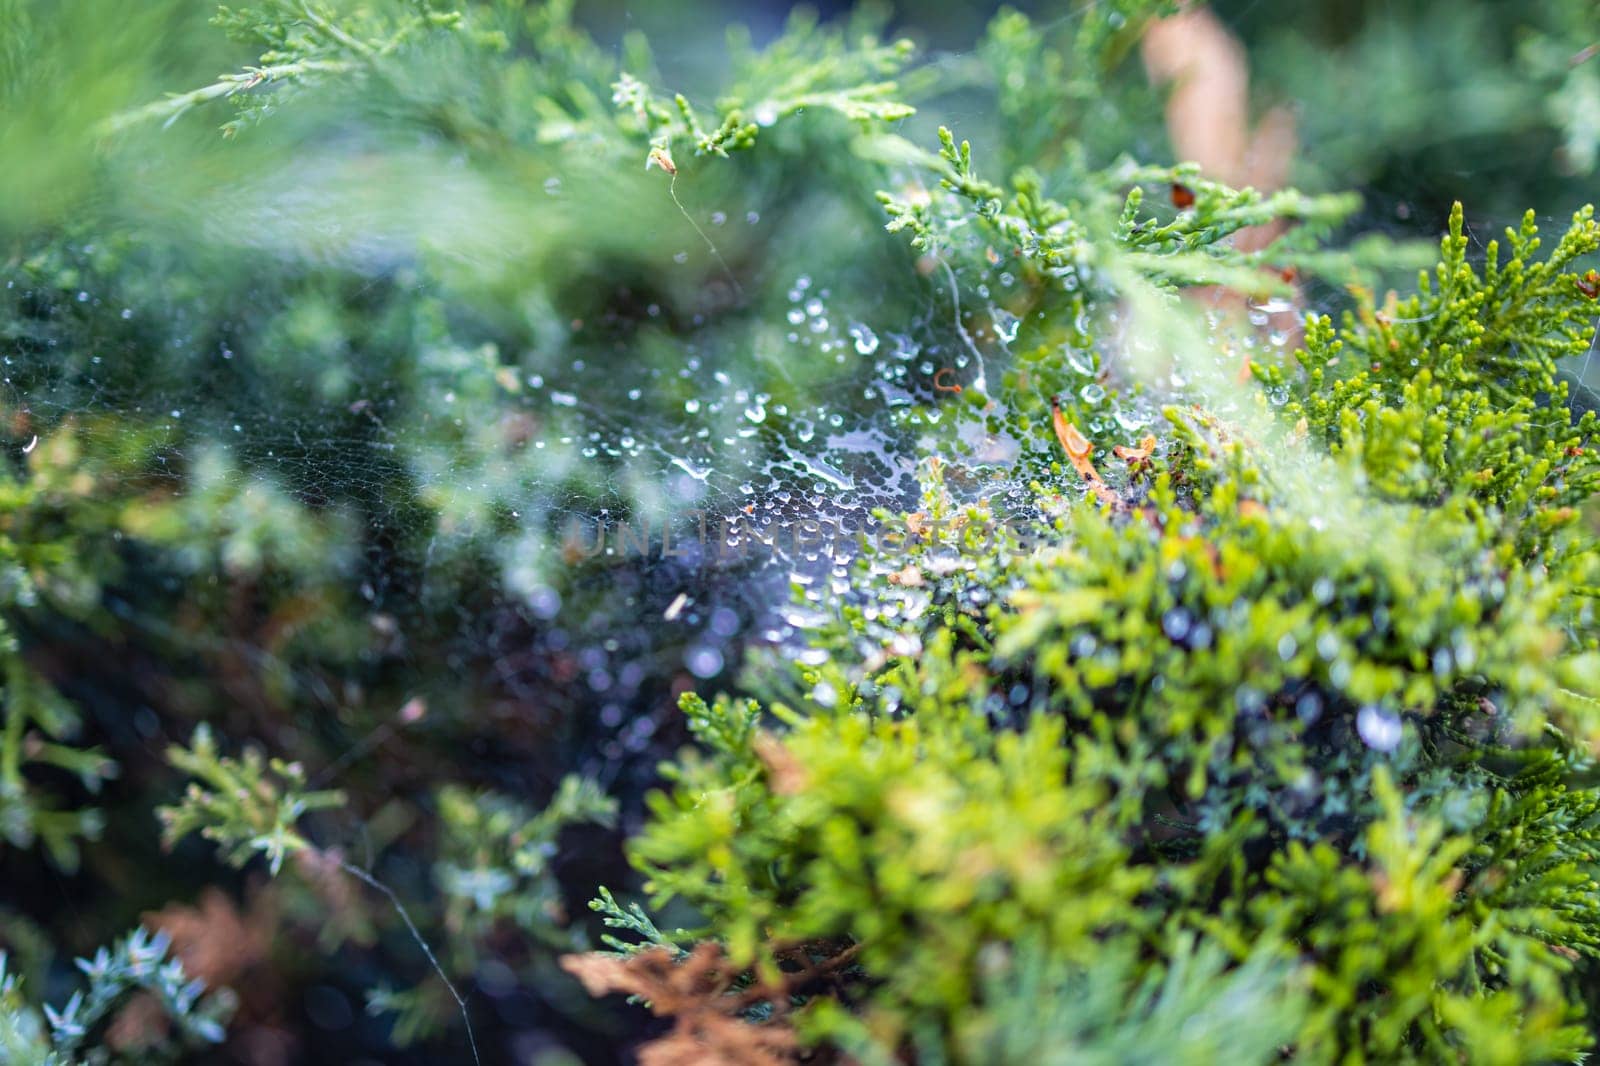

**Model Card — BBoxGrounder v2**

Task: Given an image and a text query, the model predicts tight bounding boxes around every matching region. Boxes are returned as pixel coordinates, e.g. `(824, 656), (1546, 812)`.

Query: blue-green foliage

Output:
(0, 929), (232, 1065)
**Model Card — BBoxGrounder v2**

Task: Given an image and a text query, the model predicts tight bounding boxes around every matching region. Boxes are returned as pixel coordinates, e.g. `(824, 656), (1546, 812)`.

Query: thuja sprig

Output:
(160, 726), (481, 1063)
(586, 886), (691, 957)
(1111, 164), (1359, 252)
(433, 778), (616, 942)
(158, 723), (344, 875)
(1262, 202), (1600, 557)
(1, 650), (117, 872)
(0, 952), (48, 1063)
(878, 126), (1360, 301)
(1285, 203), (1600, 422)
(678, 691), (762, 755)
(0, 929), (234, 1064)
(102, 0), (473, 135)
(163, 727), (620, 1065)
(0, 425), (133, 873)
(100, 57), (356, 135)
(612, 8), (915, 170)
(46, 928), (235, 1058)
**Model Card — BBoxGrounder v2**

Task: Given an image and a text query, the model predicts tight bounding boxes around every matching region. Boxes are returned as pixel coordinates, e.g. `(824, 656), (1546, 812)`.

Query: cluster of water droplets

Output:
(29, 222), (1378, 754)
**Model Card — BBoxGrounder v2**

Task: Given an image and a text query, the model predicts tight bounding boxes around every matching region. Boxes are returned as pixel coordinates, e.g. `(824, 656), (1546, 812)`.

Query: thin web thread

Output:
(335, 856), (482, 1066)
(669, 174), (744, 297)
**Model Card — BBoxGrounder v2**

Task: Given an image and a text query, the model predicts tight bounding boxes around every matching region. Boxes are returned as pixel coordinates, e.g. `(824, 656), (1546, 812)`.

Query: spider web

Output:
(6, 102), (1598, 778)
(4, 5), (1600, 1062)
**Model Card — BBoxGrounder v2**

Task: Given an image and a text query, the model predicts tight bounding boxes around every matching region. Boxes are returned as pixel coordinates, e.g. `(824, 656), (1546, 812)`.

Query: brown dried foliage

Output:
(561, 940), (861, 1066)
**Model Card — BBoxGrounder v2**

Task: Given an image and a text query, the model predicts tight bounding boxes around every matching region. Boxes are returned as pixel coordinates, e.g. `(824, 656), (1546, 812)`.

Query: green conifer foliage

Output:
(3, 1), (1600, 1062)
(613, 212), (1600, 1061)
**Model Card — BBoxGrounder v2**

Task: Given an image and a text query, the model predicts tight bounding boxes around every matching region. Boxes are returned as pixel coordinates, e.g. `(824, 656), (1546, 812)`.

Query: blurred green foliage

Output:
(0, 0), (1597, 1062)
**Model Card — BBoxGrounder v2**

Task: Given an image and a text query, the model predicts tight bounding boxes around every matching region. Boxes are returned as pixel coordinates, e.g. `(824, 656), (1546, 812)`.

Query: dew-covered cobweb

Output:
(5, 0), (1600, 815)
(8, 178), (1600, 792)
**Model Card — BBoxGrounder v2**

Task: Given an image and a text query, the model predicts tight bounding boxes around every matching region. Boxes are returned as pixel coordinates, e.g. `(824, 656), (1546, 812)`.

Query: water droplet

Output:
(670, 456), (711, 481)
(849, 323), (879, 355)
(686, 646), (724, 678)
(1161, 607), (1192, 641)
(1252, 296), (1295, 315)
(1295, 691), (1323, 724)
(991, 308), (1020, 342)
(1357, 705), (1402, 752)
(528, 586), (561, 619)
(1114, 407), (1148, 432)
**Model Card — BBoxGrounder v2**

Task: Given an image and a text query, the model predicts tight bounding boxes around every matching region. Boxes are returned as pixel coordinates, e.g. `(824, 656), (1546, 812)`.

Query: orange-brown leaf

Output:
(1050, 397), (1105, 487)
(1112, 434), (1158, 463)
